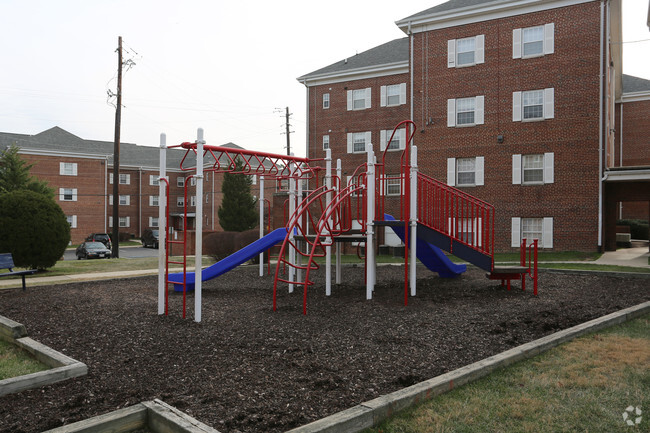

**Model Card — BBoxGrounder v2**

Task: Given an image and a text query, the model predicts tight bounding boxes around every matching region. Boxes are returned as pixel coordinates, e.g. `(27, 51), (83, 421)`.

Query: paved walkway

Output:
(1, 246), (648, 290)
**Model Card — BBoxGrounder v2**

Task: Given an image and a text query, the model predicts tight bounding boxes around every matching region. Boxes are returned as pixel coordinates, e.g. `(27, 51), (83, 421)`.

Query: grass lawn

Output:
(0, 340), (49, 380)
(364, 313), (650, 433)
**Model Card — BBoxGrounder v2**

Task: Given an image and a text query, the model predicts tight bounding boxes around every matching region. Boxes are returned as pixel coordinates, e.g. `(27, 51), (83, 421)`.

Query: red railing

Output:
(417, 172), (495, 259)
(521, 238), (539, 295)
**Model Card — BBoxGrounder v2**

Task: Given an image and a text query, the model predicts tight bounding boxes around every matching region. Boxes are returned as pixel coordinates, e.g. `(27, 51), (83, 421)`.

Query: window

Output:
(59, 162), (77, 176)
(177, 177), (185, 187)
(190, 195), (196, 207)
(512, 153), (554, 185)
(347, 88), (371, 110)
(249, 175), (257, 186)
(66, 215), (77, 228)
(149, 217), (159, 228)
(448, 35), (485, 67)
(149, 195), (159, 206)
(323, 135), (330, 150)
(176, 196), (184, 207)
(119, 195), (130, 206)
(108, 216), (130, 228)
(347, 131), (371, 154)
(512, 88), (554, 121)
(149, 175), (160, 186)
(380, 83), (406, 107)
(119, 173), (130, 185)
(447, 96), (484, 127)
(380, 128), (405, 151)
(513, 23), (554, 58)
(447, 157), (484, 187)
(385, 176), (402, 196)
(277, 179), (289, 192)
(59, 188), (77, 201)
(323, 93), (330, 109)
(511, 217), (553, 248)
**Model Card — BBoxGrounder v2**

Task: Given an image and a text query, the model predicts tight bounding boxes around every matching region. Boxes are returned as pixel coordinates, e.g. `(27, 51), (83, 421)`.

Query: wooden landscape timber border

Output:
(286, 300), (650, 433)
(0, 315), (87, 397)
(43, 399), (221, 433)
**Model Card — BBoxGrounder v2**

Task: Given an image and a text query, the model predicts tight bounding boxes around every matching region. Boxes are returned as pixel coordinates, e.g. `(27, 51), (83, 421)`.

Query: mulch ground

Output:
(0, 265), (648, 433)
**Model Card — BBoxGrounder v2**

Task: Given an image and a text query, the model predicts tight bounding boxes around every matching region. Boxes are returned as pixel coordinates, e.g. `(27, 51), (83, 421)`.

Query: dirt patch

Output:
(0, 265), (647, 433)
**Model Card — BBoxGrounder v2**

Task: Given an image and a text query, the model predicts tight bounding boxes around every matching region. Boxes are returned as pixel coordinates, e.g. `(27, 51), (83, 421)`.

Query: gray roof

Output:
(0, 126), (244, 170)
(297, 38), (408, 81)
(622, 74), (650, 93)
(398, 0), (499, 22)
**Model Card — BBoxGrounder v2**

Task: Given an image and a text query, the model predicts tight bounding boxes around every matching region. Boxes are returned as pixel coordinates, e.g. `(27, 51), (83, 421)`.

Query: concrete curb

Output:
(43, 399), (221, 433)
(286, 301), (650, 433)
(0, 316), (88, 397)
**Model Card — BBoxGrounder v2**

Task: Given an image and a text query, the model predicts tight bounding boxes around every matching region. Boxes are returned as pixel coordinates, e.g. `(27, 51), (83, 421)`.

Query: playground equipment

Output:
(157, 121), (538, 322)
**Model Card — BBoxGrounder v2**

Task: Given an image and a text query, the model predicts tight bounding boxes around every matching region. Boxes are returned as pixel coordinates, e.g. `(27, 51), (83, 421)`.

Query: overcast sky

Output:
(1, 0), (648, 157)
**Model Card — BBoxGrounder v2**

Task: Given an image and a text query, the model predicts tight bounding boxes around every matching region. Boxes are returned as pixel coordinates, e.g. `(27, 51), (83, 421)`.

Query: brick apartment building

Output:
(0, 127), (279, 244)
(298, 0), (650, 252)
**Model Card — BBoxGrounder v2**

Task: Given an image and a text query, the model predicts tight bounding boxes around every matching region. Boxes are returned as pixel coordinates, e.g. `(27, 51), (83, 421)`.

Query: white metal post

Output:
(157, 133), (167, 315)
(410, 145), (418, 297)
(366, 144), (375, 300)
(325, 149), (332, 296)
(335, 159), (342, 285)
(288, 159), (295, 293)
(259, 175), (264, 276)
(194, 128), (205, 323)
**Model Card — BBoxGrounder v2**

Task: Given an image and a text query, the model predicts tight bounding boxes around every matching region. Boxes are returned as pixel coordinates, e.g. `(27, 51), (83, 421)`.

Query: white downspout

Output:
(598, 0), (605, 249)
(409, 22), (414, 122)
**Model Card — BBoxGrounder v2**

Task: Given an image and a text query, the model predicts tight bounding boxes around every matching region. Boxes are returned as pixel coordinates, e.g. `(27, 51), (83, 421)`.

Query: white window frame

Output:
(59, 188), (77, 202)
(119, 173), (130, 185)
(380, 128), (406, 152)
(149, 175), (159, 186)
(513, 23), (554, 59)
(512, 88), (554, 122)
(322, 135), (330, 151)
(347, 131), (371, 154)
(384, 175), (402, 196)
(59, 162), (78, 176)
(447, 157), (484, 187)
(190, 195), (197, 207)
(149, 195), (159, 206)
(66, 215), (78, 228)
(511, 217), (553, 248)
(512, 153), (554, 185)
(448, 217), (483, 248)
(448, 35), (485, 68)
(177, 177), (185, 187)
(119, 216), (130, 228)
(447, 96), (484, 127)
(119, 195), (130, 206)
(347, 88), (371, 111)
(149, 216), (159, 228)
(176, 196), (184, 207)
(323, 93), (330, 109)
(380, 83), (407, 107)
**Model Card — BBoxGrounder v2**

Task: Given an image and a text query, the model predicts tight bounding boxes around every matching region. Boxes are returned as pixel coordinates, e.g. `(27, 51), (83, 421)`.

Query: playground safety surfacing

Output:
(0, 265), (648, 432)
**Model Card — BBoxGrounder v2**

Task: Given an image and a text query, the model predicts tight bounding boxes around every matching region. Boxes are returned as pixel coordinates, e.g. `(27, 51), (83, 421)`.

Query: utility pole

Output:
(284, 106), (291, 156)
(112, 36), (122, 258)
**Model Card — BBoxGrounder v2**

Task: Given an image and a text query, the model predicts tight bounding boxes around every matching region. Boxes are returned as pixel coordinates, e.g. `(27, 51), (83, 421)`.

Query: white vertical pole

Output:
(296, 169), (303, 284)
(288, 159), (295, 293)
(410, 145), (418, 297)
(366, 144), (375, 300)
(158, 133), (167, 315)
(194, 128), (205, 323)
(259, 175), (265, 276)
(325, 149), (332, 296)
(335, 159), (342, 285)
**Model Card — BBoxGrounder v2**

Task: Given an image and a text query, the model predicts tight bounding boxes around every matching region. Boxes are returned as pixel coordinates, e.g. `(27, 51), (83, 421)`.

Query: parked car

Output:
(141, 228), (159, 249)
(76, 242), (112, 260)
(85, 233), (112, 250)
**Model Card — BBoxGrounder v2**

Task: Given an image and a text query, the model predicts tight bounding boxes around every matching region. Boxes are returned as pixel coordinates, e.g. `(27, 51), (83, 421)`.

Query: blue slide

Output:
(169, 228), (287, 291)
(384, 214), (466, 278)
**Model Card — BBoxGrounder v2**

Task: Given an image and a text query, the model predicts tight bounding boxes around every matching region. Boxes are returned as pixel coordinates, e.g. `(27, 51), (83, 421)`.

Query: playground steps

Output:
(375, 219), (494, 272)
(488, 266), (530, 291)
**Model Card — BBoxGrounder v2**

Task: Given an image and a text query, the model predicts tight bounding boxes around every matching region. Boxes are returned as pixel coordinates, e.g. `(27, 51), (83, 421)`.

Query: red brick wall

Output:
(24, 153), (108, 244)
(410, 2), (602, 251)
(615, 99), (650, 167)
